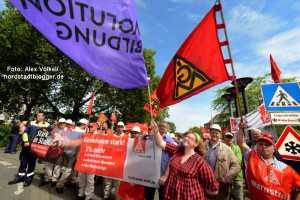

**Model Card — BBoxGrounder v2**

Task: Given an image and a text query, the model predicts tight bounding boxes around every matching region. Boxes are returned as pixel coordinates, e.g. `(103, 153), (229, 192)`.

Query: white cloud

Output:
(228, 5), (286, 38)
(233, 62), (268, 79)
(135, 0), (146, 8)
(281, 68), (300, 80)
(255, 26), (300, 67)
(184, 11), (202, 22)
(167, 101), (217, 133)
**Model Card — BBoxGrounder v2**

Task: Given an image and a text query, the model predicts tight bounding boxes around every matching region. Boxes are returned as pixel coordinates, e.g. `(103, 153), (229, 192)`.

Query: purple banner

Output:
(9, 0), (148, 89)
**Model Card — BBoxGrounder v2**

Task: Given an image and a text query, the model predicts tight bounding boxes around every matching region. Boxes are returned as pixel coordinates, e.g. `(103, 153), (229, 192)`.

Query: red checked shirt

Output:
(164, 142), (219, 200)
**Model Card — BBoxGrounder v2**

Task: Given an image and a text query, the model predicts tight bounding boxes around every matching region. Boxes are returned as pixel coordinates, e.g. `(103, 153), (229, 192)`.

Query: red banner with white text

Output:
(74, 134), (162, 187)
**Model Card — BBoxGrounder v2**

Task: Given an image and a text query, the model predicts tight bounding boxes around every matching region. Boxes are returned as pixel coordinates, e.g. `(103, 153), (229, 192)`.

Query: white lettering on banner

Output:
(89, 164), (106, 171)
(110, 139), (126, 146)
(83, 137), (126, 146)
(85, 145), (106, 153)
(100, 160), (115, 165)
(83, 159), (99, 164)
(84, 153), (112, 159)
(250, 179), (291, 200)
(83, 137), (109, 144)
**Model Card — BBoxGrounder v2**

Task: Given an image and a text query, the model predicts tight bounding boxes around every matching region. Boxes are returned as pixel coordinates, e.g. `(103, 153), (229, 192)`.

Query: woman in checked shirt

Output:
(150, 120), (219, 200)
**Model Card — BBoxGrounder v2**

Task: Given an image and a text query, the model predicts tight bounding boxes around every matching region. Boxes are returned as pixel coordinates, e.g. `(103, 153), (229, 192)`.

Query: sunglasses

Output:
(183, 135), (197, 142)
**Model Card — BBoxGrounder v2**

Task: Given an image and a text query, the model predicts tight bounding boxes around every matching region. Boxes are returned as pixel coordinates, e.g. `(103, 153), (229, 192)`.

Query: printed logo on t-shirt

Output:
(264, 169), (280, 185)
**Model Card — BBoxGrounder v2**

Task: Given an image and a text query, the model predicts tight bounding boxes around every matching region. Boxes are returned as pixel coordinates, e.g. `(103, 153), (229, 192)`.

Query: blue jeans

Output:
(5, 134), (19, 152)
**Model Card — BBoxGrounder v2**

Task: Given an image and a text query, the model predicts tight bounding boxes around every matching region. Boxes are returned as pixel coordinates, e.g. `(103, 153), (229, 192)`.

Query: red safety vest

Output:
(247, 151), (300, 200)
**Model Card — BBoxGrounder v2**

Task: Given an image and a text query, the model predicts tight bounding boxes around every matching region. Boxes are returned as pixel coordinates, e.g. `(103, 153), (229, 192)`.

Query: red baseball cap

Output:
(257, 133), (274, 145)
(88, 123), (99, 128)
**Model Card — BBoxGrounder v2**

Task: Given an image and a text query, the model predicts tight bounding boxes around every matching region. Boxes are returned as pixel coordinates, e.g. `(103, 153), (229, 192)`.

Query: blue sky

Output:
(134, 0), (300, 132)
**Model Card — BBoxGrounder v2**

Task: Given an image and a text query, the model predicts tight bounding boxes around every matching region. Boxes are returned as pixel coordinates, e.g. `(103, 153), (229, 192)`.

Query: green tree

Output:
(167, 121), (176, 133)
(189, 126), (200, 135)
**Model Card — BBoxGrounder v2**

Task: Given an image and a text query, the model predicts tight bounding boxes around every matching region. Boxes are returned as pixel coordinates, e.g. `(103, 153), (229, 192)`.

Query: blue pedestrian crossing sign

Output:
(261, 83), (300, 112)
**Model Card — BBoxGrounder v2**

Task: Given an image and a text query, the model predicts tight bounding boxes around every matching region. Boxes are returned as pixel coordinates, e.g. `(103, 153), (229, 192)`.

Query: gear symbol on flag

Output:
(284, 141), (300, 155)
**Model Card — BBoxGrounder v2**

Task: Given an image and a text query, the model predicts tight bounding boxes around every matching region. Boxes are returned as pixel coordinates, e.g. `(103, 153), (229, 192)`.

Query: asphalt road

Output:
(0, 148), (106, 200)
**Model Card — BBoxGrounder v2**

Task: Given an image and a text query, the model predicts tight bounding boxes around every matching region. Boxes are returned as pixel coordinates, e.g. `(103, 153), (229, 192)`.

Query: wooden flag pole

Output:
(217, 0), (243, 122)
(147, 78), (154, 121)
(147, 77), (156, 159)
(87, 91), (96, 128)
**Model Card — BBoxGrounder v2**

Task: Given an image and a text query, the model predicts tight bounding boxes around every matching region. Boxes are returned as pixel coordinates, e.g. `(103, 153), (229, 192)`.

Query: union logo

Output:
(174, 55), (213, 100)
(133, 139), (146, 154)
(264, 169), (280, 185)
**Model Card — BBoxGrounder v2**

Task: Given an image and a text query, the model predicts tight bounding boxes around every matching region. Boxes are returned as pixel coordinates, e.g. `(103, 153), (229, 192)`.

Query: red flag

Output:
(150, 5), (230, 109)
(97, 113), (108, 124)
(111, 112), (117, 124)
(270, 55), (282, 83)
(143, 90), (162, 117)
(87, 92), (95, 116)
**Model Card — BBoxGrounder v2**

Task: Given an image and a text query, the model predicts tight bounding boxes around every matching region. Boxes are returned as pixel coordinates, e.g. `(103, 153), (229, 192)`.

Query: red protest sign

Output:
(75, 134), (128, 179)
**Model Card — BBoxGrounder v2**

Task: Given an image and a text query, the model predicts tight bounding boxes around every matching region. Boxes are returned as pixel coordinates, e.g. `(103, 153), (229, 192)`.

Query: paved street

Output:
(0, 148), (106, 200)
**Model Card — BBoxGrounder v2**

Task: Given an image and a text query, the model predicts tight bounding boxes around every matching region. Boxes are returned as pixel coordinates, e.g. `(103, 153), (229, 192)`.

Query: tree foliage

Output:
(189, 126), (200, 135)
(167, 121), (176, 133)
(0, 3), (169, 125)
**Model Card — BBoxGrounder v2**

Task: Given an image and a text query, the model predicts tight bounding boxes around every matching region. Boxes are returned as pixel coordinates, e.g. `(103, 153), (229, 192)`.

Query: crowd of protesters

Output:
(4, 111), (300, 200)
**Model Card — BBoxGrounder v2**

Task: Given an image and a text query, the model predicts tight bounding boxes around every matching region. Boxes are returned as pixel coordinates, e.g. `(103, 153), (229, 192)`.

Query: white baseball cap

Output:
(58, 118), (66, 123)
(66, 119), (73, 124)
(131, 126), (141, 133)
(210, 124), (221, 132)
(170, 133), (176, 139)
(78, 118), (88, 125)
(117, 122), (125, 127)
(225, 132), (234, 137)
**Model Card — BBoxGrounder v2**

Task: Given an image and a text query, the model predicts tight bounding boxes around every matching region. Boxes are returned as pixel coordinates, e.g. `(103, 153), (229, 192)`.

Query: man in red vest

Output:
(237, 122), (300, 200)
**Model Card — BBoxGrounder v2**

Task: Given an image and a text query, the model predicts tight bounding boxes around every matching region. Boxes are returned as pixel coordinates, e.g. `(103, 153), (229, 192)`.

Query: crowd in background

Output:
(4, 111), (300, 200)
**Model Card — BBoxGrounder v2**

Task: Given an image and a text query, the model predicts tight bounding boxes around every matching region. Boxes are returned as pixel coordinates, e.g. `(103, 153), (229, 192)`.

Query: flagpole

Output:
(147, 77), (156, 159)
(217, 0), (243, 122)
(147, 77), (154, 121)
(87, 91), (95, 125)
